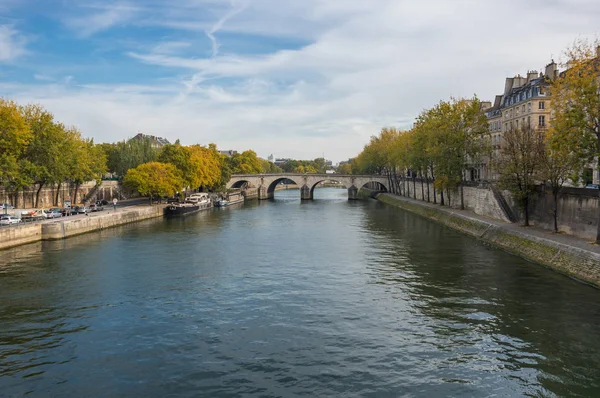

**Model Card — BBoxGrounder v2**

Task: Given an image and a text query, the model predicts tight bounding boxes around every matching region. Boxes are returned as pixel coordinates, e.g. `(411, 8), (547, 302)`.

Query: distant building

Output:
(130, 133), (170, 148)
(219, 150), (238, 157)
(268, 154), (274, 162)
(274, 158), (291, 167)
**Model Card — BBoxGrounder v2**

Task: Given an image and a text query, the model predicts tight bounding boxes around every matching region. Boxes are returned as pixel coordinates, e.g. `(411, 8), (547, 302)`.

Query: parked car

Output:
(90, 203), (104, 212)
(21, 209), (49, 221)
(61, 207), (73, 216)
(0, 203), (14, 210)
(0, 215), (21, 225)
(73, 205), (90, 214)
(97, 199), (109, 206)
(585, 184), (599, 189)
(47, 208), (63, 219)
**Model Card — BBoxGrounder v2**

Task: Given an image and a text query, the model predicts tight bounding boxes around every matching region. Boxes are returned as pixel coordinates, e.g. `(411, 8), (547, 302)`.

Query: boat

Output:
(164, 202), (200, 216)
(215, 191), (244, 207)
(164, 193), (212, 216)
(186, 193), (211, 207)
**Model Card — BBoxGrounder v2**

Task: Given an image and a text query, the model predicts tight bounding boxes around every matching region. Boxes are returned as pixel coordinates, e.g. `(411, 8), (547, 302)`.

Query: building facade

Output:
(482, 61), (558, 179)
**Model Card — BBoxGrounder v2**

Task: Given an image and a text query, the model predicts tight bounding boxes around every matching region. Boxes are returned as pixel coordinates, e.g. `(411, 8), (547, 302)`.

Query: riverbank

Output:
(0, 205), (164, 250)
(372, 192), (600, 288)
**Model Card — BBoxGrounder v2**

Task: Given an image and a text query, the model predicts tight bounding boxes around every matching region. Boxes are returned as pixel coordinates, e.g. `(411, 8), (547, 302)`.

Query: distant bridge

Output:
(227, 174), (389, 200)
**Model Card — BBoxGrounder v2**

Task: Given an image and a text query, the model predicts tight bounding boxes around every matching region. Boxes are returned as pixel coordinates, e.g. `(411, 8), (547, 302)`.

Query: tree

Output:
(22, 104), (71, 207)
(337, 163), (352, 174)
(123, 162), (183, 200)
(226, 150), (263, 174)
(498, 126), (546, 226)
(540, 139), (585, 232)
(104, 136), (160, 177)
(550, 38), (600, 241)
(260, 158), (282, 174)
(188, 144), (222, 189)
(64, 129), (106, 204)
(0, 99), (32, 206)
(293, 165), (318, 174)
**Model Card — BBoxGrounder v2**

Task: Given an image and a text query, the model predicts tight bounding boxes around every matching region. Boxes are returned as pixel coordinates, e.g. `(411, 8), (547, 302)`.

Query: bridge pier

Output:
(300, 185), (312, 200)
(258, 185), (273, 200)
(348, 185), (359, 200)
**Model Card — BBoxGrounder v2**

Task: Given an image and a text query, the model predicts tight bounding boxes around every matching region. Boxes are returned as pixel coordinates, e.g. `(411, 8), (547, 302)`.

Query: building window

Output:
(528, 102), (531, 112)
(539, 115), (546, 127)
(528, 116), (531, 126)
(515, 120), (519, 129)
(522, 105), (525, 113)
(539, 101), (545, 110)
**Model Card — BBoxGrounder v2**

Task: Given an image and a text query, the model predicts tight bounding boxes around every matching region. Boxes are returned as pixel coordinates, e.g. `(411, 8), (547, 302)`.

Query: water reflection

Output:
(360, 202), (600, 396)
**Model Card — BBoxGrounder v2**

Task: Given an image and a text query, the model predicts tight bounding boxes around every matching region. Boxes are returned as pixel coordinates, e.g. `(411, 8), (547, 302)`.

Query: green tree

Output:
(123, 162), (183, 200)
(0, 99), (32, 206)
(550, 38), (600, 241)
(22, 104), (71, 207)
(498, 125), (546, 226)
(105, 136), (160, 177)
(227, 150), (263, 174)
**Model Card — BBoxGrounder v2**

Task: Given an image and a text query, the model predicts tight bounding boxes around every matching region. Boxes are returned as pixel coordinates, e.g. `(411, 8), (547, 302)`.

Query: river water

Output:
(1, 188), (599, 397)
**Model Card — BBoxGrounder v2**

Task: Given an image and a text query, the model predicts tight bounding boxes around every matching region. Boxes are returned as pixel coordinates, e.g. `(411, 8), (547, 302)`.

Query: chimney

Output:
(504, 77), (514, 96)
(513, 74), (526, 89)
(545, 61), (558, 81)
(527, 70), (538, 83)
(596, 45), (600, 58)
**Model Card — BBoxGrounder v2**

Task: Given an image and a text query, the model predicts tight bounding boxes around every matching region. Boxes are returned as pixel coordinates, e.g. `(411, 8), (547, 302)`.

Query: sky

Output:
(0, 0), (599, 163)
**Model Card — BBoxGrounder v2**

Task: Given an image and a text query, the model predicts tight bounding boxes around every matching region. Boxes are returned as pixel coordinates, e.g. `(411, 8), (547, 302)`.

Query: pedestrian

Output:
(113, 198), (118, 211)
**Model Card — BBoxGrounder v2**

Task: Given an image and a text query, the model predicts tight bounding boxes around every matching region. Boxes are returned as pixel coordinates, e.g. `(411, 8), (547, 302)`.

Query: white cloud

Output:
(0, 25), (26, 62)
(64, 2), (140, 37)
(6, 0), (600, 162)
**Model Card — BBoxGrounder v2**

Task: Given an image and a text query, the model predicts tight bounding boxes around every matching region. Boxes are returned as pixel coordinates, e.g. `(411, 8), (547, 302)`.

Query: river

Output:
(1, 188), (599, 397)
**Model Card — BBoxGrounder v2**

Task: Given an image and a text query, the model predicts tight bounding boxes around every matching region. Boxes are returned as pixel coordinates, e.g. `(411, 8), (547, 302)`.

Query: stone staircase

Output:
(491, 185), (517, 223)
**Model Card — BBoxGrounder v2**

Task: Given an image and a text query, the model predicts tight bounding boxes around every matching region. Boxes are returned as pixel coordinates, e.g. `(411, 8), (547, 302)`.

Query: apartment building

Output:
(482, 61), (558, 179)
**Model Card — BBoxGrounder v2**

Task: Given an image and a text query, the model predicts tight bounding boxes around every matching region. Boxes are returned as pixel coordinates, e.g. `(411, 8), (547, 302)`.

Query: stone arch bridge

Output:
(227, 174), (389, 200)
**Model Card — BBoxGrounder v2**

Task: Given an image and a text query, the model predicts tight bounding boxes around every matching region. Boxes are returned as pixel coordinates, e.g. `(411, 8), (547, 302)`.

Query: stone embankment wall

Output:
(504, 187), (599, 240)
(380, 179), (599, 240)
(375, 193), (600, 288)
(0, 206), (164, 250)
(0, 180), (126, 209)
(0, 224), (43, 250)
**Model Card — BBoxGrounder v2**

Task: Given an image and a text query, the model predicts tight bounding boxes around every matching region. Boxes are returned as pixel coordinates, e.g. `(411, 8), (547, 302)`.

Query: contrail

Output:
(205, 0), (247, 57)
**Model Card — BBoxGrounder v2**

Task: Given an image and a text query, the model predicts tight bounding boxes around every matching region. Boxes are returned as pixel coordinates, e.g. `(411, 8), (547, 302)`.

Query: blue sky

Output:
(1, 0), (599, 162)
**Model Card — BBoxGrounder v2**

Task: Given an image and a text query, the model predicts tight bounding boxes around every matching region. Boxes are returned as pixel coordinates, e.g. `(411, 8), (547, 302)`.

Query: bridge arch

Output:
(358, 181), (388, 193)
(230, 180), (251, 189)
(308, 179), (349, 198)
(266, 177), (301, 196)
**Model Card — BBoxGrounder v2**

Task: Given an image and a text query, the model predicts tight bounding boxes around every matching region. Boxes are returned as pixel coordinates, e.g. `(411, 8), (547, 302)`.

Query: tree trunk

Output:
(74, 183), (80, 204)
(426, 175), (430, 203)
(440, 189), (444, 206)
(553, 190), (559, 233)
(406, 175), (410, 198)
(460, 182), (465, 210)
(420, 176), (425, 202)
(35, 183), (44, 208)
(54, 182), (61, 206)
(597, 162), (600, 243)
(524, 196), (530, 226)
(413, 177), (416, 199)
